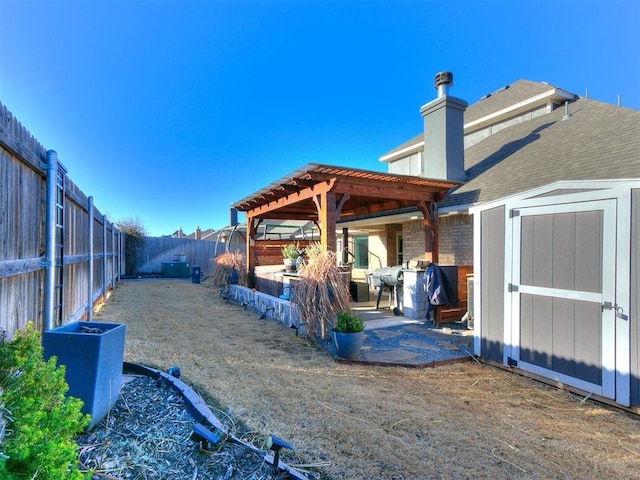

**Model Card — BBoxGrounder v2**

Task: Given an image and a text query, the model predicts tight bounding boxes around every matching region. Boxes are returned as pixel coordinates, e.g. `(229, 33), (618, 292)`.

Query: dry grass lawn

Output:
(94, 279), (640, 480)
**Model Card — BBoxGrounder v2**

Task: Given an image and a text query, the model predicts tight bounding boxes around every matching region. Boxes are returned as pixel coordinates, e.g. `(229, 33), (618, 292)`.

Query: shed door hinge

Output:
(508, 283), (519, 292)
(510, 209), (520, 218)
(507, 357), (518, 367)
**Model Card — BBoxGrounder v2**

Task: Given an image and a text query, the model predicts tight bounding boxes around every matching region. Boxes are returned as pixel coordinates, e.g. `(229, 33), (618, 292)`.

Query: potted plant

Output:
(281, 242), (302, 273)
(332, 310), (365, 360)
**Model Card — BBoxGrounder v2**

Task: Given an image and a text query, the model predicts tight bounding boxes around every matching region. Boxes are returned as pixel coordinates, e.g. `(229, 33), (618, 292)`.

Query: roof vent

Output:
(434, 71), (453, 97)
(562, 101), (571, 121)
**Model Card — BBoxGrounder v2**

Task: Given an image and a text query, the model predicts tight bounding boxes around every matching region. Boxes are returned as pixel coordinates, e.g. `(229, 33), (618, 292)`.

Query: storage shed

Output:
(470, 180), (639, 410)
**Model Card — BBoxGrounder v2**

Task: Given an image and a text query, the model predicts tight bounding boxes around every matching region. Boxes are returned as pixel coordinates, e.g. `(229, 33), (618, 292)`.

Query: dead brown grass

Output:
(95, 279), (640, 480)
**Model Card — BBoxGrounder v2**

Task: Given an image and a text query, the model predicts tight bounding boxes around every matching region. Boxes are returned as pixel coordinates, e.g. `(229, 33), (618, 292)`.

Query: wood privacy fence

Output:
(0, 102), (121, 340)
(135, 236), (225, 277)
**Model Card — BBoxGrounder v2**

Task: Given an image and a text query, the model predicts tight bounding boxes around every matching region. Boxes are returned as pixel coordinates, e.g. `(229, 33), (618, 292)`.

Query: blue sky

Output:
(1, 0), (638, 237)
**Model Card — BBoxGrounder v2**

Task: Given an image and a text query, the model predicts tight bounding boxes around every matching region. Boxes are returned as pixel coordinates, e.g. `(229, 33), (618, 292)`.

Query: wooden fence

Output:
(0, 102), (121, 340)
(134, 236), (226, 277)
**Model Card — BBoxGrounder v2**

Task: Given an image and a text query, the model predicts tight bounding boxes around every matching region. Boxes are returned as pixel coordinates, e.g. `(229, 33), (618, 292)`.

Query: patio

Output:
(321, 296), (473, 367)
(222, 277), (474, 367)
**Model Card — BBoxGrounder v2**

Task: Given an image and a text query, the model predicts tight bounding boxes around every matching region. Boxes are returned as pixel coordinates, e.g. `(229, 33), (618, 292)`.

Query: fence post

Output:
(111, 223), (116, 287)
(43, 150), (58, 332)
(103, 215), (108, 303)
(117, 230), (122, 280)
(87, 196), (94, 321)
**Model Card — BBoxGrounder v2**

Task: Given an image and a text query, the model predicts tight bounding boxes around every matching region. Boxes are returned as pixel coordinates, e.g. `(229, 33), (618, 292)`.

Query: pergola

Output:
(232, 163), (459, 275)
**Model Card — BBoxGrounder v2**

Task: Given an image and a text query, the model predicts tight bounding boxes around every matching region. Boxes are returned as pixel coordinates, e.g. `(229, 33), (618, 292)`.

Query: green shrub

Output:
(0, 323), (90, 479)
(0, 385), (7, 475)
(333, 310), (365, 333)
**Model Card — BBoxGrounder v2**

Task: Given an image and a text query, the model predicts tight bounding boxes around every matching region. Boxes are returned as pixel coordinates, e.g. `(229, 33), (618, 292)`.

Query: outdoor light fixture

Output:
(190, 423), (223, 448)
(266, 435), (293, 473)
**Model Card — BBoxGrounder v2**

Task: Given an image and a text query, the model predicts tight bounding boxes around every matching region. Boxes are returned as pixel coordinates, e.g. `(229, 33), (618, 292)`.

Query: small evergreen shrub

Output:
(0, 323), (90, 479)
(333, 310), (365, 333)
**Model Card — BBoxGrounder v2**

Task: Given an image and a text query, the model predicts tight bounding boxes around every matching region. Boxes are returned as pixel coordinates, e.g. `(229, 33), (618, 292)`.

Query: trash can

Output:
(192, 265), (201, 283)
(42, 321), (126, 429)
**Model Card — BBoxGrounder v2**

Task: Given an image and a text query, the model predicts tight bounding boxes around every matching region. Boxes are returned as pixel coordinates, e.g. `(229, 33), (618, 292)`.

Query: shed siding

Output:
(520, 211), (602, 292)
(632, 189), (639, 407)
(480, 206), (505, 363)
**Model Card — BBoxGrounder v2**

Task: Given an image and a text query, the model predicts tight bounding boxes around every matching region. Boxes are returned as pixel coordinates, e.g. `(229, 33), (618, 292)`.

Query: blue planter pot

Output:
(332, 330), (364, 360)
(43, 321), (126, 429)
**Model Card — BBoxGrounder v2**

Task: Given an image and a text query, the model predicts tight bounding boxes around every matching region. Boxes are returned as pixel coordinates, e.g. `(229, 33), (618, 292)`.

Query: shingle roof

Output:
(380, 79), (567, 160)
(440, 97), (640, 208)
(380, 78), (639, 209)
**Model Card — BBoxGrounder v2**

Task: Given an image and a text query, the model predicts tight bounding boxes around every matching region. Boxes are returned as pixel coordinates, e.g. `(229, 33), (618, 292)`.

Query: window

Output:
(397, 234), (403, 265)
(353, 236), (369, 269)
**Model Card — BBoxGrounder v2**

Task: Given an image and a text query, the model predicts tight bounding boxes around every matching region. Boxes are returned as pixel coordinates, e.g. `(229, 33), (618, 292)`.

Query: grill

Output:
(372, 266), (404, 288)
(371, 266), (404, 314)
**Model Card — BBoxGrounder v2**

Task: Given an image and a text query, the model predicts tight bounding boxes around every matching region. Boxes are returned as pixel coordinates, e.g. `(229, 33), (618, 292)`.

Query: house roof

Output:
(381, 79), (639, 210)
(442, 97), (640, 208)
(379, 80), (576, 162)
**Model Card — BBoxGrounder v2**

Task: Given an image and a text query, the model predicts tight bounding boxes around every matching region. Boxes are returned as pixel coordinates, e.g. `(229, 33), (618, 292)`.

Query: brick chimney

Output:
(195, 226), (201, 240)
(420, 71), (467, 182)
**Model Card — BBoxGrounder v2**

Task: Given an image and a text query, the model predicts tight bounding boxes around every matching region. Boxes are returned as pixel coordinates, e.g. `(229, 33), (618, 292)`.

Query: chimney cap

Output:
(434, 71), (453, 90)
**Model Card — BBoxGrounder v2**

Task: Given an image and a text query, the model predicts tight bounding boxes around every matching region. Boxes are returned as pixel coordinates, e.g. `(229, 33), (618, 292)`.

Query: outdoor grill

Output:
(371, 266), (404, 313)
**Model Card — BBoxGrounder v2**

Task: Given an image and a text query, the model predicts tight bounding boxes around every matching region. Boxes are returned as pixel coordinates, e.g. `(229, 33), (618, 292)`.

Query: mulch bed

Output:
(77, 375), (288, 480)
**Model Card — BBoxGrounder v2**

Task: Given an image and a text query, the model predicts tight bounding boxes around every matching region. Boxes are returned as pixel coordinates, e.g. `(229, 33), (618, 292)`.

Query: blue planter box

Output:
(42, 321), (126, 429)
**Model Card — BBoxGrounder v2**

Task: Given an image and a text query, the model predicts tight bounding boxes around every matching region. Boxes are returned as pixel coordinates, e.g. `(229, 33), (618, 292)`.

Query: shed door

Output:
(509, 200), (617, 399)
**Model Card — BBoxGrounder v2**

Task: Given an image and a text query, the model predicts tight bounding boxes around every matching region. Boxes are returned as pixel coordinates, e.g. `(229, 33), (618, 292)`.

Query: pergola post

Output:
(418, 201), (438, 263)
(316, 191), (338, 253)
(246, 216), (257, 279)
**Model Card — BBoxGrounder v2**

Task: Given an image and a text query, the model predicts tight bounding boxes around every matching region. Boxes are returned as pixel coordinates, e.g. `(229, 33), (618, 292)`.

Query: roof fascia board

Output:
(464, 87), (576, 133)
(379, 140), (424, 163)
(436, 203), (471, 215)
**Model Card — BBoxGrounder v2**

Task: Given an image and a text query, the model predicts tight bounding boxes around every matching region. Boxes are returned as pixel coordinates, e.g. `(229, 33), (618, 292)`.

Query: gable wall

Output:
(464, 104), (550, 149)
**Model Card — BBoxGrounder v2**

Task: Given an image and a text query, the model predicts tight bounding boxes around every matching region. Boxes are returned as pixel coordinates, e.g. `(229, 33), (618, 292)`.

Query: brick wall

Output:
(438, 214), (473, 265)
(402, 213), (473, 266)
(402, 220), (428, 262)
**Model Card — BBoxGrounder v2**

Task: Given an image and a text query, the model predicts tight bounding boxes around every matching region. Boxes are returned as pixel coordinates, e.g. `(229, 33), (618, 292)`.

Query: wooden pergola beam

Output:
(243, 178), (336, 218)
